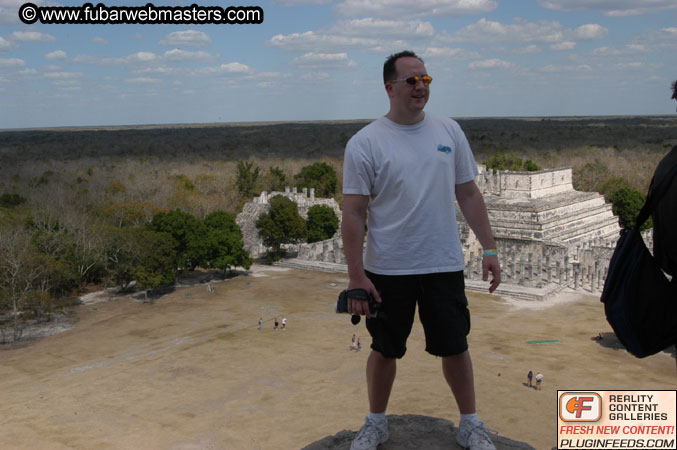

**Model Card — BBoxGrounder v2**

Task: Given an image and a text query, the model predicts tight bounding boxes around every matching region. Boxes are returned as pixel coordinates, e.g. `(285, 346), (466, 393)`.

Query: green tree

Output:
(203, 211), (252, 273)
(255, 195), (307, 262)
(265, 166), (288, 192)
(294, 162), (337, 197)
(306, 205), (339, 243)
(599, 177), (631, 201)
(147, 209), (206, 270)
(484, 152), (540, 172)
(0, 193), (27, 208)
(236, 161), (261, 199)
(132, 230), (177, 301)
(0, 227), (49, 342)
(523, 159), (540, 172)
(608, 187), (652, 230)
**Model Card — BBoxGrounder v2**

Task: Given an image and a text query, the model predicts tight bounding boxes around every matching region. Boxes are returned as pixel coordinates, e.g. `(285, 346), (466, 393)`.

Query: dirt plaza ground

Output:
(1, 265), (674, 449)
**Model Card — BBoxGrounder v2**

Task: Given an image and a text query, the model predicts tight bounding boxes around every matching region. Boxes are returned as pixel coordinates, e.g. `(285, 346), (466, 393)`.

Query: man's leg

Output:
(367, 350), (396, 413)
(444, 351), (496, 450)
(350, 350), (395, 450)
(442, 350), (476, 414)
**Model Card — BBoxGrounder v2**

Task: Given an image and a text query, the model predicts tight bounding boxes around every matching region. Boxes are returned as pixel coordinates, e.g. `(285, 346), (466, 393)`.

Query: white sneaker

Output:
(456, 420), (497, 450)
(350, 416), (389, 450)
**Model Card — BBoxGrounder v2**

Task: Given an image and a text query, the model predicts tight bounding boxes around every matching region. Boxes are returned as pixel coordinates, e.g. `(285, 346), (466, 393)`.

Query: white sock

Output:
(368, 411), (387, 426)
(460, 413), (479, 425)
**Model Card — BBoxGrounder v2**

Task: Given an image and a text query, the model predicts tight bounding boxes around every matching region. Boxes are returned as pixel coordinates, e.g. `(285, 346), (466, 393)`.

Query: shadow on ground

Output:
(301, 414), (536, 450)
(592, 332), (676, 358)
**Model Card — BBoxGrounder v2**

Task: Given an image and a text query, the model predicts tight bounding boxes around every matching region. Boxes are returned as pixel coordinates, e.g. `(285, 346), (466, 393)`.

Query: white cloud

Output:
(0, 57), (24, 68)
(514, 45), (542, 54)
(468, 58), (513, 69)
(0, 36), (13, 51)
(45, 50), (67, 60)
(73, 52), (159, 66)
(194, 62), (253, 76)
(290, 52), (356, 69)
(133, 66), (178, 76)
(220, 62), (251, 73)
(1, 0), (46, 25)
(551, 41), (575, 50)
(268, 30), (382, 52)
(334, 0), (497, 19)
(420, 47), (481, 60)
(573, 24), (608, 40)
(540, 64), (592, 72)
(92, 37), (108, 44)
(125, 77), (160, 84)
(332, 18), (434, 38)
(453, 18), (565, 44)
(537, 0), (677, 17)
(300, 71), (330, 81)
(163, 48), (214, 61)
(159, 30), (211, 47)
(43, 71), (82, 79)
(275, 0), (331, 4)
(10, 31), (56, 42)
(129, 51), (157, 62)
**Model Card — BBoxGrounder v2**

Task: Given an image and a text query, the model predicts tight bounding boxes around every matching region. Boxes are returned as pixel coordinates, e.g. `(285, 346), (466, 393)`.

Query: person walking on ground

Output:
(281, 316), (287, 331)
(274, 317), (279, 330)
(258, 318), (263, 331)
(342, 50), (501, 450)
(527, 370), (533, 387)
(535, 372), (543, 390)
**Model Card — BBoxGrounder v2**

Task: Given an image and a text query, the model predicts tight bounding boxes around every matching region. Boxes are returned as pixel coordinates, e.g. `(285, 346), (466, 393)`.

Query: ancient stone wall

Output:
(237, 168), (633, 297)
(236, 187), (341, 257)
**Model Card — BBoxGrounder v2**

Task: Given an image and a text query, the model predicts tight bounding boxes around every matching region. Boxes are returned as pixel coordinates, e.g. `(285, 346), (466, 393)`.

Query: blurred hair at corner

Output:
(648, 80), (677, 278)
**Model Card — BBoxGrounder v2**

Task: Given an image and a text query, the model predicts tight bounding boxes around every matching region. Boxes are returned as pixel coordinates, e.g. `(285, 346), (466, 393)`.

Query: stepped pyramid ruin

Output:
(237, 166), (622, 299)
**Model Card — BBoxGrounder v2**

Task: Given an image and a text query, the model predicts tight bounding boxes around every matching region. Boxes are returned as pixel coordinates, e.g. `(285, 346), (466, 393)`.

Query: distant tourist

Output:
(535, 372), (543, 390)
(527, 370), (533, 387)
(274, 317), (279, 330)
(258, 318), (263, 331)
(342, 50), (501, 450)
(281, 316), (287, 331)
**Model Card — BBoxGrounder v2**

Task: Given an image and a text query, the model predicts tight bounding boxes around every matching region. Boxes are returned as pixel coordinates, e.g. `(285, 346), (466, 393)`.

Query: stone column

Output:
(573, 263), (579, 289)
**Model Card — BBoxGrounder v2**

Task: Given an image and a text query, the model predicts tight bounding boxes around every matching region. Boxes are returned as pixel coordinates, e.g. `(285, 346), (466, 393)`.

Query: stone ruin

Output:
(236, 186), (342, 258)
(236, 166), (629, 299)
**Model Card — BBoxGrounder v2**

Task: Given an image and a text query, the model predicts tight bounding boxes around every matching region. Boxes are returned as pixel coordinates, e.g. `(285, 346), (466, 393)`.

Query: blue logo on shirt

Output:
(437, 145), (452, 154)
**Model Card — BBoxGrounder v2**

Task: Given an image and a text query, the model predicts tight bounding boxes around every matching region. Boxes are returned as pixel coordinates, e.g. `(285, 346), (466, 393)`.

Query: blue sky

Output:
(1, 0), (676, 129)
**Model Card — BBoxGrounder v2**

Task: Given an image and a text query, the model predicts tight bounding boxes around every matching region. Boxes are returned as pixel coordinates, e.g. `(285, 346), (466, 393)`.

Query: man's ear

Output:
(384, 82), (394, 97)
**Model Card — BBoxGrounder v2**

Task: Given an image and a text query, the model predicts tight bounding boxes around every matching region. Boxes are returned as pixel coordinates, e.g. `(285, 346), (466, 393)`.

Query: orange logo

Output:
(559, 392), (602, 422)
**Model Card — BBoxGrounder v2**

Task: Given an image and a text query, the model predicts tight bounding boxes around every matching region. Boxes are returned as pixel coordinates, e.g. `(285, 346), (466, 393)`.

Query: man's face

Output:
(386, 56), (430, 116)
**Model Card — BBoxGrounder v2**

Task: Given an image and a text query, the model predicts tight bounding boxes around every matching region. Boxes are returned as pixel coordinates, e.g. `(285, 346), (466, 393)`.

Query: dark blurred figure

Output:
(648, 80), (677, 278)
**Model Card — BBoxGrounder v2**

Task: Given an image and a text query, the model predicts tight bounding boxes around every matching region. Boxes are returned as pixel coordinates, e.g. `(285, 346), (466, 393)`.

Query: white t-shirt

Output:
(343, 113), (478, 275)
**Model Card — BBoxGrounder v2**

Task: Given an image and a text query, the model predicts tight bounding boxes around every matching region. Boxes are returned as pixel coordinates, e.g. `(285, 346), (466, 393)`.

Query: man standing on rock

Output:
(342, 50), (501, 450)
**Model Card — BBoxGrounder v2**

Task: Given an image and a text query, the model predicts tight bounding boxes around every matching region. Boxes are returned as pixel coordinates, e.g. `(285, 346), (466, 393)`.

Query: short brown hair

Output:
(383, 50), (423, 85)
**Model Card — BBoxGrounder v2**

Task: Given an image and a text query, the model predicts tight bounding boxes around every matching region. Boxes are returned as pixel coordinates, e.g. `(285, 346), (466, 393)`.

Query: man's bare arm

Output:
(341, 194), (382, 315)
(455, 180), (501, 293)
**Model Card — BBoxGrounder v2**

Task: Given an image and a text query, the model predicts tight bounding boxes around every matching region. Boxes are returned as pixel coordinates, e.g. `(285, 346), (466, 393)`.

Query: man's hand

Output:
(347, 275), (382, 318)
(482, 254), (501, 293)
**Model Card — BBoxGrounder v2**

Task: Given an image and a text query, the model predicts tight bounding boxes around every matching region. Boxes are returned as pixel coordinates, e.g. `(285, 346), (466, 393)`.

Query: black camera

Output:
(335, 288), (385, 324)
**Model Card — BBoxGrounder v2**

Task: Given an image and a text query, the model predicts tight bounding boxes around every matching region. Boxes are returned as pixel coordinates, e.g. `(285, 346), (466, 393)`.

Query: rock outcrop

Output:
(302, 414), (536, 450)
